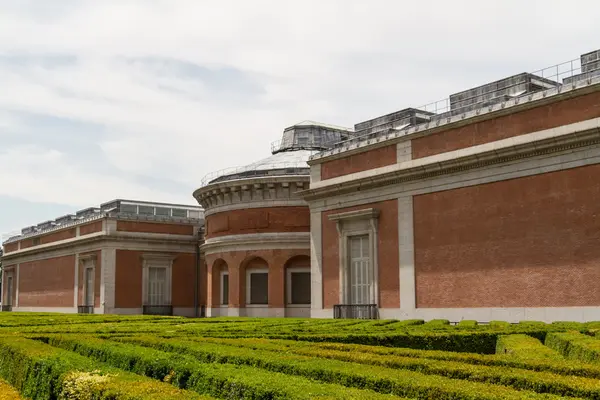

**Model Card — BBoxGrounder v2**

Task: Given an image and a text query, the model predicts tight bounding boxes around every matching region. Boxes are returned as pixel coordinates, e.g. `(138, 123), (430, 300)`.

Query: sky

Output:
(0, 0), (599, 238)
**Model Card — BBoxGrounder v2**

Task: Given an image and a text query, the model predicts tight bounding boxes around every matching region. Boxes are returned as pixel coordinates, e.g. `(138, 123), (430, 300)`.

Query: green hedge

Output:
(0, 336), (209, 400)
(546, 332), (600, 363)
(131, 335), (600, 399)
(45, 335), (403, 400)
(273, 330), (502, 353)
(458, 320), (479, 328)
(496, 334), (563, 361)
(197, 336), (600, 380)
(114, 334), (584, 400)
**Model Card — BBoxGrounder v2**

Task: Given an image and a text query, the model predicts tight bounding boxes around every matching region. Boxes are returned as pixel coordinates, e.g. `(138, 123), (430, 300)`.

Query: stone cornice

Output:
(308, 78), (600, 165)
(1, 230), (199, 261)
(300, 120), (600, 202)
(328, 208), (380, 222)
(2, 213), (200, 246)
(193, 175), (310, 216)
(201, 232), (309, 254)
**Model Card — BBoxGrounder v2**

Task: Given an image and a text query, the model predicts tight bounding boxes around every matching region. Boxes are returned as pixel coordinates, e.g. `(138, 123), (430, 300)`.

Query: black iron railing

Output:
(1, 305), (12, 312)
(78, 305), (94, 314)
(333, 304), (379, 319)
(143, 305), (173, 316)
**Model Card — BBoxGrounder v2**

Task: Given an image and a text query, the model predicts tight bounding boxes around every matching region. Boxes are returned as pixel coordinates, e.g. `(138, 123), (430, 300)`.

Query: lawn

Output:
(1, 314), (600, 399)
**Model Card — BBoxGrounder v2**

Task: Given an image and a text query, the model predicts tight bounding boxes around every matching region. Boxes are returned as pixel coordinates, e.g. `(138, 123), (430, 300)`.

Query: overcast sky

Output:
(0, 0), (599, 237)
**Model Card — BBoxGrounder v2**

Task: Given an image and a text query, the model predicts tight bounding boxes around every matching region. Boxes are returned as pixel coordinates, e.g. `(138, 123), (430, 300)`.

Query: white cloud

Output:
(0, 0), (599, 233)
(0, 144), (184, 206)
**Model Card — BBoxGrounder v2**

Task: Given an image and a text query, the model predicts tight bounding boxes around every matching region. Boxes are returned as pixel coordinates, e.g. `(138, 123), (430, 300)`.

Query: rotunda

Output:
(194, 121), (353, 317)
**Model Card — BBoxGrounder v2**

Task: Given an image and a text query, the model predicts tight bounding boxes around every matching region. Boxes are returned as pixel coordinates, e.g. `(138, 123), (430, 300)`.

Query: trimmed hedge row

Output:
(496, 334), (563, 361)
(0, 379), (22, 400)
(45, 335), (402, 400)
(114, 335), (581, 400)
(546, 332), (600, 363)
(131, 335), (600, 399)
(250, 330), (503, 353)
(0, 336), (210, 400)
(196, 336), (600, 380)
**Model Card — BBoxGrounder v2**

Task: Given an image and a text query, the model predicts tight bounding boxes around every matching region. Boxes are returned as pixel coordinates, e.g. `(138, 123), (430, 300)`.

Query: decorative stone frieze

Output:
(193, 176), (310, 216)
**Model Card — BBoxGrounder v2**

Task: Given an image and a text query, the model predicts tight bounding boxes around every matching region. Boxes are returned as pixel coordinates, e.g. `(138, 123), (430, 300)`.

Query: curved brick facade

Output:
(205, 207), (310, 239)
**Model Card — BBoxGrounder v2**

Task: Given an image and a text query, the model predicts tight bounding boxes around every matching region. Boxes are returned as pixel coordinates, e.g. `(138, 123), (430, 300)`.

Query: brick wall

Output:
(20, 228), (77, 249)
(3, 242), (18, 253)
(205, 207), (310, 239)
(115, 250), (142, 308)
(321, 199), (399, 308)
(413, 163), (600, 308)
(114, 249), (198, 309)
(172, 253), (196, 308)
(80, 221), (103, 236)
(18, 255), (75, 307)
(116, 221), (194, 236)
(321, 144), (396, 180)
(412, 90), (600, 159)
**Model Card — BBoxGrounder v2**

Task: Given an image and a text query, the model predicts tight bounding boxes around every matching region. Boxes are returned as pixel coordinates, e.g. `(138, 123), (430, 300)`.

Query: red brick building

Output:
(194, 121), (354, 317)
(3, 49), (600, 322)
(304, 49), (600, 322)
(1, 200), (204, 316)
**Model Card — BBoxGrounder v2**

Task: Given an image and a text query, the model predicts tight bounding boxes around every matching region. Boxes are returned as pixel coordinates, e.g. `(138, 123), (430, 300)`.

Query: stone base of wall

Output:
(312, 307), (600, 322)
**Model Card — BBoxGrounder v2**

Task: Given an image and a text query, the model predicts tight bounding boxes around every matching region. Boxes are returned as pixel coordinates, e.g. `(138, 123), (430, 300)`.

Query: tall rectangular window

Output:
(348, 235), (372, 304)
(221, 272), (229, 305)
(147, 267), (168, 305)
(249, 272), (268, 305)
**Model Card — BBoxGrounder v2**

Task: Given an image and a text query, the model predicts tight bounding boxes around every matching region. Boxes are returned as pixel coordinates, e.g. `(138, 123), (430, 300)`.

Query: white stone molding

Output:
(328, 208), (380, 305)
(202, 232), (309, 255)
(194, 176), (310, 216)
(78, 253), (97, 307)
(101, 247), (116, 313)
(398, 196), (416, 310)
(306, 117), (600, 200)
(310, 211), (323, 311)
(15, 264), (20, 307)
(73, 254), (79, 307)
(306, 132), (600, 214)
(2, 229), (198, 261)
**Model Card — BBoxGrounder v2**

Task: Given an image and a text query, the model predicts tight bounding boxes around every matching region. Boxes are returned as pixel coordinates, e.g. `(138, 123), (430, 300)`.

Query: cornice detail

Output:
(309, 78), (600, 164)
(194, 176), (310, 214)
(301, 125), (600, 201)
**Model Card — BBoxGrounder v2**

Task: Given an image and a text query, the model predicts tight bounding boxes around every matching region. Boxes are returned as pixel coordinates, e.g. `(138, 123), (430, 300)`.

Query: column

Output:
(310, 210), (325, 317)
(268, 254), (285, 317)
(398, 196), (416, 312)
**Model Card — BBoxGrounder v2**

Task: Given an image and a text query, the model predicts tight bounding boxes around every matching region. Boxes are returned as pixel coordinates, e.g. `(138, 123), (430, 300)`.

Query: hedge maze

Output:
(2, 314), (600, 399)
